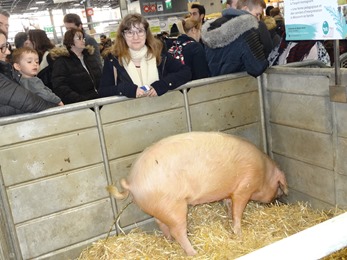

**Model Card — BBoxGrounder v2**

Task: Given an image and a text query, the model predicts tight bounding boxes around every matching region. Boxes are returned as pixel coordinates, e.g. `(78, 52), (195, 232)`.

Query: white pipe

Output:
(237, 212), (347, 260)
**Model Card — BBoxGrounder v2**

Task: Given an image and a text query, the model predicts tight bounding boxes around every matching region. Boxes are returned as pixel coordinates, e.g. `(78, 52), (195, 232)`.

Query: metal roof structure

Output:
(0, 0), (119, 15)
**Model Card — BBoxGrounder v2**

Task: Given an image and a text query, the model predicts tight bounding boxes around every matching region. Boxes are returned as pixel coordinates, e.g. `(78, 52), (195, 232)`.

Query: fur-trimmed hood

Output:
(201, 12), (259, 49)
(49, 45), (95, 60)
(263, 16), (277, 31)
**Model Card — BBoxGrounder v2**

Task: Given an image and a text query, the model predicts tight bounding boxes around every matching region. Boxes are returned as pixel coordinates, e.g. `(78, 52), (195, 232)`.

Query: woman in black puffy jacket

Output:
(50, 28), (101, 104)
(0, 29), (55, 117)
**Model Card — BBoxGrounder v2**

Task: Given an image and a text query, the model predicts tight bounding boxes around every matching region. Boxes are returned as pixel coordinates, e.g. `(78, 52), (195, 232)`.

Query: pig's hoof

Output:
(186, 248), (197, 256)
(163, 235), (173, 241)
(232, 227), (242, 237)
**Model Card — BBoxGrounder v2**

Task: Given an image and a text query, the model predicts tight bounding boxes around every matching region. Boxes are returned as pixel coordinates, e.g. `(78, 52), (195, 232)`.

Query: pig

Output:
(107, 131), (288, 256)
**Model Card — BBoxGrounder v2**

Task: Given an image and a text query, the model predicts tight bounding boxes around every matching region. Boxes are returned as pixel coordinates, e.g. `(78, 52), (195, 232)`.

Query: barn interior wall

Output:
(263, 67), (347, 209)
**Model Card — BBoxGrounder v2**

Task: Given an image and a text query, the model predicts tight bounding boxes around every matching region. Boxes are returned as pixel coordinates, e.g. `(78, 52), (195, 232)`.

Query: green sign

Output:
(44, 26), (54, 33)
(165, 0), (172, 9)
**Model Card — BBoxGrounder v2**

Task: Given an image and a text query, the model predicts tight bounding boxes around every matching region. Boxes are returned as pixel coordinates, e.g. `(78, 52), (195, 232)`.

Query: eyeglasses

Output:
(74, 36), (85, 41)
(0, 42), (9, 54)
(123, 29), (146, 38)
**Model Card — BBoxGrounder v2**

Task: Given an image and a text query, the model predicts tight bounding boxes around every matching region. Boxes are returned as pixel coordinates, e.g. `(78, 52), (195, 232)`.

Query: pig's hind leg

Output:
(155, 218), (172, 240)
(224, 198), (232, 217)
(154, 202), (197, 256)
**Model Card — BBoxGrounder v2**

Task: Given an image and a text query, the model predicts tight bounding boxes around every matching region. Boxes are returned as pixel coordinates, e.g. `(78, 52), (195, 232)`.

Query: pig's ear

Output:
(278, 179), (288, 195)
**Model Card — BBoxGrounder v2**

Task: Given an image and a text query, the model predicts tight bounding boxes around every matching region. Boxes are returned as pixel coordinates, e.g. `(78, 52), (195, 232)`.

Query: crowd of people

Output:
(0, 0), (335, 117)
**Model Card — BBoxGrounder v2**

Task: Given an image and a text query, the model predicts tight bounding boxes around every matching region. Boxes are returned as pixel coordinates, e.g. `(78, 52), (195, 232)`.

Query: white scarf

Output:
(39, 51), (49, 72)
(122, 46), (159, 87)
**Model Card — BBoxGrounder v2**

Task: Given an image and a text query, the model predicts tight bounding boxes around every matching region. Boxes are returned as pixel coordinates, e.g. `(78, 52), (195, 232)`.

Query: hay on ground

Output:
(78, 201), (346, 259)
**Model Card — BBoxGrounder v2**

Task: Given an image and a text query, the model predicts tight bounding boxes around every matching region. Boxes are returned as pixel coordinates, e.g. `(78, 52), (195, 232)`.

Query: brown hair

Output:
(63, 28), (84, 50)
(237, 0), (266, 10)
(63, 13), (82, 27)
(109, 13), (162, 66)
(270, 7), (281, 17)
(27, 29), (54, 63)
(190, 4), (206, 16)
(181, 18), (201, 34)
(0, 9), (10, 18)
(12, 47), (38, 64)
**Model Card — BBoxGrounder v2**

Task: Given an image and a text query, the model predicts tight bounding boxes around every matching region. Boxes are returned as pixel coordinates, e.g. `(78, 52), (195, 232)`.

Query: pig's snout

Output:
(277, 171), (289, 198)
(277, 181), (288, 197)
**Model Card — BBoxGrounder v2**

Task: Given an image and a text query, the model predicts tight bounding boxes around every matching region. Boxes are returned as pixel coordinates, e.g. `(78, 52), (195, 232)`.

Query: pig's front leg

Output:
(231, 194), (250, 235)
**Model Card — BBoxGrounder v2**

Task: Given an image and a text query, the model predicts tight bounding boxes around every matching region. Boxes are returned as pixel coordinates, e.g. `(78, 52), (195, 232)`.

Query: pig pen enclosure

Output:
(0, 63), (347, 259)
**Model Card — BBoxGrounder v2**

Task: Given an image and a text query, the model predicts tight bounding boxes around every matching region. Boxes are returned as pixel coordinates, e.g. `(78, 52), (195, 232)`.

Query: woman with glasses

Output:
(50, 28), (102, 104)
(99, 13), (191, 98)
(0, 29), (55, 117)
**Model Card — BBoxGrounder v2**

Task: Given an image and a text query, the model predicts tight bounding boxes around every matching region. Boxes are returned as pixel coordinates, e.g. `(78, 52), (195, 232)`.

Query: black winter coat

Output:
(50, 46), (102, 104)
(202, 9), (270, 77)
(99, 52), (191, 98)
(171, 34), (210, 80)
(0, 61), (55, 117)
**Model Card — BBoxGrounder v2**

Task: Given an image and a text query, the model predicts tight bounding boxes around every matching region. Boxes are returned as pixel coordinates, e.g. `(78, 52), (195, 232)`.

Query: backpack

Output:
(168, 40), (193, 64)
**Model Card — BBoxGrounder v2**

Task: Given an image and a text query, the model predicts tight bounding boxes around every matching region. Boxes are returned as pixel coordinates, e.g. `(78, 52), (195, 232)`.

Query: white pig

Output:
(107, 131), (288, 256)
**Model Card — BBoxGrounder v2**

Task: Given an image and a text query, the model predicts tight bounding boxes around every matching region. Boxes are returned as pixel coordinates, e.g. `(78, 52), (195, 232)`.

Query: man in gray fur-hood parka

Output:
(201, 8), (269, 77)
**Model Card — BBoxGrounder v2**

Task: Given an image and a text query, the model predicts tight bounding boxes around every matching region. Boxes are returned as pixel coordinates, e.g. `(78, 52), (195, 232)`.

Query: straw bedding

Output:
(78, 201), (346, 259)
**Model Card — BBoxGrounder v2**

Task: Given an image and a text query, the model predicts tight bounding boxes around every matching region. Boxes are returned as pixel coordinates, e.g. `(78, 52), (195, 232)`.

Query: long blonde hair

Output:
(110, 13), (163, 66)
